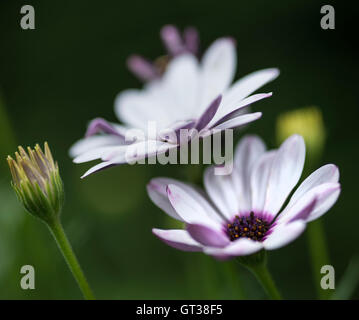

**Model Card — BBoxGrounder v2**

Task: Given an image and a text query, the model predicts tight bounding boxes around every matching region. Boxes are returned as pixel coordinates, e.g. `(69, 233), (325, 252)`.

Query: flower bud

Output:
(7, 142), (64, 224)
(276, 106), (326, 164)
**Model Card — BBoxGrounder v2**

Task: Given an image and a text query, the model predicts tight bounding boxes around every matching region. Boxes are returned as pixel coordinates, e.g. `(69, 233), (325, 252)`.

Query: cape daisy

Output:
(148, 134), (341, 259)
(70, 30), (279, 178)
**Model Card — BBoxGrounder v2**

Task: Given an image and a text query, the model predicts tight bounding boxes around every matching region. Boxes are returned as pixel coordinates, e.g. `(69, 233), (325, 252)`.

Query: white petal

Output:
(233, 135), (266, 213)
(199, 38), (236, 110)
(278, 183), (341, 223)
(147, 178), (185, 221)
(204, 166), (239, 220)
(211, 92), (272, 126)
(152, 229), (203, 252)
(286, 164), (339, 209)
(114, 89), (158, 130)
(167, 184), (223, 228)
(69, 135), (123, 158)
(306, 184), (340, 222)
(186, 223), (230, 247)
(73, 145), (126, 163)
(263, 135), (305, 216)
(211, 112), (262, 130)
(147, 177), (222, 223)
(81, 161), (116, 179)
(161, 54), (200, 119)
(204, 238), (263, 259)
(224, 68), (279, 103)
(263, 221), (306, 250)
(250, 150), (277, 216)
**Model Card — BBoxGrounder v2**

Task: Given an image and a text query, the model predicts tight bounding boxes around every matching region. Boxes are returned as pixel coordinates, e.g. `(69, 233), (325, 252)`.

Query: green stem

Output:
(247, 263), (282, 300)
(307, 220), (330, 299)
(48, 219), (95, 300)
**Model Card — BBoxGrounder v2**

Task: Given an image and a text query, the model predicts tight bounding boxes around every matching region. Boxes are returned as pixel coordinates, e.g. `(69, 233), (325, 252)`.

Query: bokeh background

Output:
(0, 0), (358, 299)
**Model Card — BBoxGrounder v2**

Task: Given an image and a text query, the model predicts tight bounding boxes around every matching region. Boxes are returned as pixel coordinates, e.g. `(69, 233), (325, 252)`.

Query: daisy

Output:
(127, 25), (200, 82)
(70, 30), (279, 178)
(149, 134), (341, 260)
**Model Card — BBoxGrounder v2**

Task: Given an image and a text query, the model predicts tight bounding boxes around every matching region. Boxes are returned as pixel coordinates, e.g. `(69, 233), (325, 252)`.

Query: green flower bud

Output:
(7, 142), (64, 224)
(276, 107), (326, 164)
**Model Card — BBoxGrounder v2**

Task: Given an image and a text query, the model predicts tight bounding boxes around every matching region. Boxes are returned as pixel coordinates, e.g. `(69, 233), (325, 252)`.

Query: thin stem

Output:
(307, 220), (330, 299)
(48, 218), (95, 300)
(249, 263), (282, 300)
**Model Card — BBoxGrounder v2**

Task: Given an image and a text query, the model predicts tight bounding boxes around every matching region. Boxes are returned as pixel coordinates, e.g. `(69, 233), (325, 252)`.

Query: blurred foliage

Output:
(0, 0), (358, 299)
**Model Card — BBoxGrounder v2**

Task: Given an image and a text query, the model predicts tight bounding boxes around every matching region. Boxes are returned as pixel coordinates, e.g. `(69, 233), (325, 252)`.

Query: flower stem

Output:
(238, 251), (281, 300)
(307, 220), (330, 299)
(48, 218), (95, 300)
(249, 263), (282, 300)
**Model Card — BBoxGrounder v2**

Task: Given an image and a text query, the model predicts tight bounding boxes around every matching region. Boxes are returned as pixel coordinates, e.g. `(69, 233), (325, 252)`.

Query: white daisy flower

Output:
(70, 33), (279, 178)
(149, 134), (341, 259)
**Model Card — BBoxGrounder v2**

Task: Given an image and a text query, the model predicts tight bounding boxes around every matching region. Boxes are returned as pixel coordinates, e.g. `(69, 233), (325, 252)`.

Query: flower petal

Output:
(210, 93), (272, 127)
(80, 161), (117, 179)
(195, 95), (222, 131)
(210, 112), (262, 131)
(186, 223), (230, 248)
(69, 135), (124, 158)
(250, 150), (277, 217)
(279, 183), (341, 223)
(114, 89), (160, 130)
(263, 134), (305, 216)
(167, 184), (223, 228)
(183, 27), (199, 55)
(160, 25), (185, 56)
(85, 118), (126, 138)
(148, 178), (223, 224)
(200, 38), (236, 109)
(73, 145), (126, 164)
(152, 228), (203, 252)
(263, 221), (306, 250)
(233, 135), (266, 213)
(204, 238), (263, 259)
(286, 164), (339, 209)
(127, 55), (159, 82)
(161, 54), (200, 119)
(224, 68), (279, 103)
(147, 178), (199, 222)
(204, 166), (239, 220)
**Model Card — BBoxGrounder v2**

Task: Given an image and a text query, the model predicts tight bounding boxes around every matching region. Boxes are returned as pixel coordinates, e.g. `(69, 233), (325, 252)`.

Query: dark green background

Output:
(0, 0), (358, 299)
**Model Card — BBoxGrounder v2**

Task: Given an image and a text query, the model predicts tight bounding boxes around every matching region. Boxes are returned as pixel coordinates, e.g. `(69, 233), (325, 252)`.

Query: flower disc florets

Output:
(226, 212), (270, 242)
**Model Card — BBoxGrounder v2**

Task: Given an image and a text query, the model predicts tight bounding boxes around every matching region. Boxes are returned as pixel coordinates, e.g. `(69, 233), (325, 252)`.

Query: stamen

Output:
(226, 212), (270, 242)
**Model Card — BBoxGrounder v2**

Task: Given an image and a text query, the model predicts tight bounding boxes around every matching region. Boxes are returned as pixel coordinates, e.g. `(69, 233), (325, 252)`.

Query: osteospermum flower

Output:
(127, 25), (200, 82)
(148, 134), (341, 259)
(70, 28), (279, 178)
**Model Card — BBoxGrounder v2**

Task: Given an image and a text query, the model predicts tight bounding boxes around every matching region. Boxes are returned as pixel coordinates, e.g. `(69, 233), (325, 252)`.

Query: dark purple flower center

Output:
(226, 212), (270, 242)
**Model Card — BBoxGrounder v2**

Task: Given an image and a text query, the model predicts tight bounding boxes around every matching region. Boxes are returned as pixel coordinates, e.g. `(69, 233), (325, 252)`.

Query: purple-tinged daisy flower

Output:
(127, 25), (200, 82)
(70, 31), (279, 178)
(148, 134), (341, 260)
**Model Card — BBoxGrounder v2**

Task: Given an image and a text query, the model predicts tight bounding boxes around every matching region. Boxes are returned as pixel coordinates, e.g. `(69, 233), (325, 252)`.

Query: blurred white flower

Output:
(70, 31), (279, 178)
